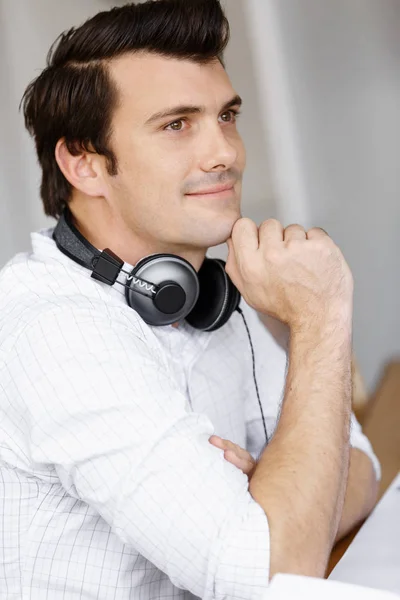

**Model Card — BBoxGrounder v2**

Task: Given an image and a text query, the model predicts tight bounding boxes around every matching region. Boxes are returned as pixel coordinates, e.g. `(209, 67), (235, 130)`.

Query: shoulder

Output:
(0, 247), (157, 358)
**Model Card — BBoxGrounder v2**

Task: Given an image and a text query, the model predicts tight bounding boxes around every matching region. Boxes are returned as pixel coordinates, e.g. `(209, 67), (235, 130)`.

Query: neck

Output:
(68, 197), (207, 272)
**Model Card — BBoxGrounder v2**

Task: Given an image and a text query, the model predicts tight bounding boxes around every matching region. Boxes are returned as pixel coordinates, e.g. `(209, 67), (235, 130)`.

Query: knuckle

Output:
(308, 226), (330, 239)
(239, 217), (255, 227)
(285, 223), (304, 232)
(260, 218), (280, 230)
(315, 226), (329, 235)
(262, 218), (280, 227)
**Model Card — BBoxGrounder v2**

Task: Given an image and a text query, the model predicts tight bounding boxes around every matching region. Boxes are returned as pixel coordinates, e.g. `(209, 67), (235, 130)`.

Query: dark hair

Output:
(21, 0), (230, 219)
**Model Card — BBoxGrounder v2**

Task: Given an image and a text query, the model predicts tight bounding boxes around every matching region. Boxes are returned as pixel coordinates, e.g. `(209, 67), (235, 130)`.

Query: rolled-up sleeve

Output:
(349, 413), (381, 481)
(15, 305), (271, 599)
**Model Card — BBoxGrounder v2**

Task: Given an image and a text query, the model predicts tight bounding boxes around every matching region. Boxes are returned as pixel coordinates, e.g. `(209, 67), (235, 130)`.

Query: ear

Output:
(55, 138), (106, 197)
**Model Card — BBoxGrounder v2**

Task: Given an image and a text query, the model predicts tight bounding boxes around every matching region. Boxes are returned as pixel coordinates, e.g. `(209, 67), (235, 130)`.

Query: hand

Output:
(209, 435), (257, 479)
(226, 218), (353, 331)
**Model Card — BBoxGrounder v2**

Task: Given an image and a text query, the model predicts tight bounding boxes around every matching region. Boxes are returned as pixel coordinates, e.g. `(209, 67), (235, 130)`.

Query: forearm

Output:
(334, 447), (378, 543)
(249, 319), (353, 579)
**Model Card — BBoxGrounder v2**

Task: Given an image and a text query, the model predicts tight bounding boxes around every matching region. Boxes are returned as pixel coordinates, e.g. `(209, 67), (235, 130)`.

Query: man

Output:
(0, 1), (379, 598)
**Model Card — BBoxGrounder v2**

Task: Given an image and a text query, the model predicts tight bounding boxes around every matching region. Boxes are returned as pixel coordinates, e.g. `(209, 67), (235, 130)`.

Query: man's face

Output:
(105, 53), (246, 254)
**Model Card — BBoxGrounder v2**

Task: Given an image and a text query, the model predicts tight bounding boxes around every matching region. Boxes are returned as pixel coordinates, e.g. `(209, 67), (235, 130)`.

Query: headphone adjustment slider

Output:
(91, 249), (124, 286)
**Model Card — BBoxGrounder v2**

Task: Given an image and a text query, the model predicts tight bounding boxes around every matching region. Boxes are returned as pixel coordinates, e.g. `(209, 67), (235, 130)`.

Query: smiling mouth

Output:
(185, 184), (235, 197)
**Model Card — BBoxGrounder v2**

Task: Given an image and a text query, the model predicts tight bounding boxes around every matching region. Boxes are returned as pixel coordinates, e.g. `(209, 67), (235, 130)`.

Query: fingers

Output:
(224, 449), (255, 475)
(209, 436), (247, 459)
(209, 435), (225, 450)
(306, 227), (329, 240)
(209, 436), (256, 476)
(284, 224), (307, 241)
(259, 219), (284, 244)
(230, 220), (329, 248)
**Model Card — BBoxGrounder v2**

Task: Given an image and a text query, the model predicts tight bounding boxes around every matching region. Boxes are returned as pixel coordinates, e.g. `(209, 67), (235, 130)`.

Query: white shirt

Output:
(0, 229), (380, 600)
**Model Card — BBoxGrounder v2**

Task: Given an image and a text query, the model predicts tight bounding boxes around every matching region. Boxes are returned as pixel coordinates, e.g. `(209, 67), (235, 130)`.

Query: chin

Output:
(190, 211), (240, 249)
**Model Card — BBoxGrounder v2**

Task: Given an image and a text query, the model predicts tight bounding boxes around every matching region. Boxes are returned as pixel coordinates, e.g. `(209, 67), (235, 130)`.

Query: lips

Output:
(186, 183), (235, 196)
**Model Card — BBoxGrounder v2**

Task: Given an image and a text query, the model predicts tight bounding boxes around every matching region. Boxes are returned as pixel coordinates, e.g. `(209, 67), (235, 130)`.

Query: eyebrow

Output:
(145, 94), (243, 126)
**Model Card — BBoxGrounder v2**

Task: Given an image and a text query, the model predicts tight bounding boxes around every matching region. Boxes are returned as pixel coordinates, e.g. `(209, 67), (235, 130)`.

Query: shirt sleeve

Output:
(349, 413), (381, 480)
(13, 303), (271, 600)
(242, 303), (381, 480)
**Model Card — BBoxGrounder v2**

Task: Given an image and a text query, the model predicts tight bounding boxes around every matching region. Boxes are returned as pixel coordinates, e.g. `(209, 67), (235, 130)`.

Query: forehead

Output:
(109, 52), (236, 120)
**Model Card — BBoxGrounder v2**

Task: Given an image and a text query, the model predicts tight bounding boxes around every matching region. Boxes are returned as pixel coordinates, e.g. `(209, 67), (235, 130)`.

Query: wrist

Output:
(290, 314), (353, 360)
(291, 301), (353, 342)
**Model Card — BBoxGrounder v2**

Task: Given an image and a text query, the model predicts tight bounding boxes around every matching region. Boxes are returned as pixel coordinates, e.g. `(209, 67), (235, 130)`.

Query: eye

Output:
(219, 109), (240, 124)
(165, 119), (186, 131)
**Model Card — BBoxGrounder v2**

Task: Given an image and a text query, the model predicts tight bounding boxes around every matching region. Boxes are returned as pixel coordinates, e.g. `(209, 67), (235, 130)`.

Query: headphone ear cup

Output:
(125, 254), (199, 326)
(185, 258), (240, 332)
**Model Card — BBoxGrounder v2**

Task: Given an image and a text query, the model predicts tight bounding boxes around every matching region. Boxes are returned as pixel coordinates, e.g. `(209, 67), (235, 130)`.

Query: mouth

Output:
(185, 183), (235, 199)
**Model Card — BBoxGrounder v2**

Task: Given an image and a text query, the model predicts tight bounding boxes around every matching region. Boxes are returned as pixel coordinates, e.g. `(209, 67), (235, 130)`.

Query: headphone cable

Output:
(237, 306), (269, 446)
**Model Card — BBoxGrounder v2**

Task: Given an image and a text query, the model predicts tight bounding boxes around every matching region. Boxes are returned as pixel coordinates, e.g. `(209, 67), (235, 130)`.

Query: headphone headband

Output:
(53, 208), (101, 271)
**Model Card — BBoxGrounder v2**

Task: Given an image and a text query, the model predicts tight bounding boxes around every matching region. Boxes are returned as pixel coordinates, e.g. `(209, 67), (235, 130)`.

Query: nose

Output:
(199, 123), (239, 173)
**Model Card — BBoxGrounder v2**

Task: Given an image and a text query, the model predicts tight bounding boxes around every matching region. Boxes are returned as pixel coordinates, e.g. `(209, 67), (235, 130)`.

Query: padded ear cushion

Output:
(212, 259), (241, 331)
(185, 258), (241, 332)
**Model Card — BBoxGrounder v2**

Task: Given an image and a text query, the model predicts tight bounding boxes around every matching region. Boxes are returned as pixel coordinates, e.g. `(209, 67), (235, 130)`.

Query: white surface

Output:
(330, 473), (400, 594)
(265, 573), (400, 600)
(254, 0), (400, 391)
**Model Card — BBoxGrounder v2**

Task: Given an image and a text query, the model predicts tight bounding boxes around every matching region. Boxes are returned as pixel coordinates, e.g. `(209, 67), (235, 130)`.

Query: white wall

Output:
(0, 0), (127, 265)
(245, 0), (400, 390)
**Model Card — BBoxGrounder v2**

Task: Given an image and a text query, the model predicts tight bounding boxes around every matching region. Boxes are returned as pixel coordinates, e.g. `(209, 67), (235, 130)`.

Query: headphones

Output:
(53, 208), (241, 330)
(52, 208), (269, 445)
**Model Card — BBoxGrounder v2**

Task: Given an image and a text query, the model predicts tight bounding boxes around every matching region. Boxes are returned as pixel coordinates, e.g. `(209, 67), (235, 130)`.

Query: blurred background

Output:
(0, 0), (399, 393)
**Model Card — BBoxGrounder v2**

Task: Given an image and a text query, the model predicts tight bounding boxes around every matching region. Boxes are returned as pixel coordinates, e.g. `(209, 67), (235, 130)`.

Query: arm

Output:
(18, 304), (271, 600)
(243, 312), (380, 545)
(334, 360), (380, 539)
(249, 323), (352, 578)
(335, 447), (378, 542)
(212, 426), (378, 546)
(226, 218), (355, 579)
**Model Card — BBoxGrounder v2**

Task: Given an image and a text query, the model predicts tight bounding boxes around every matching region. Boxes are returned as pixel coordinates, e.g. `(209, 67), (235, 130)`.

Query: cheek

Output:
(146, 151), (192, 198)
(128, 141), (192, 187)
(112, 156), (190, 218)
